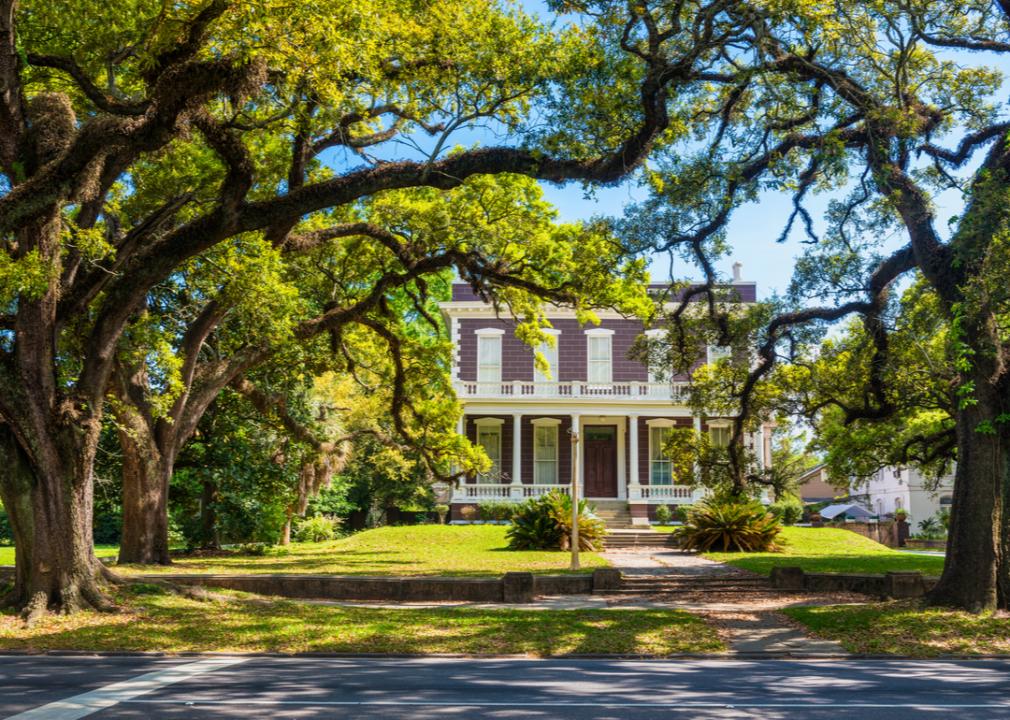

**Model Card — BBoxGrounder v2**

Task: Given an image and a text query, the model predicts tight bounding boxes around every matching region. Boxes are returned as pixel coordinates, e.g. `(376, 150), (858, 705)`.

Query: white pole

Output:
(570, 415), (580, 570)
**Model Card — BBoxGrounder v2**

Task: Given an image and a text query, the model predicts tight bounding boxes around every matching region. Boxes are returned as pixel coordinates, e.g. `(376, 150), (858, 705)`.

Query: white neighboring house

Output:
(851, 466), (954, 524)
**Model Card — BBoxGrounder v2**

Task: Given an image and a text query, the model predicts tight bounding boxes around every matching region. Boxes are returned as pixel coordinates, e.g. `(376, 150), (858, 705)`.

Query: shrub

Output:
(239, 542), (271, 556)
(435, 504), (450, 524)
(676, 500), (782, 553)
(477, 500), (514, 522)
(506, 490), (606, 551)
(768, 495), (804, 526)
(675, 504), (694, 523)
(293, 515), (339, 543)
(916, 516), (944, 539)
(654, 504), (673, 525)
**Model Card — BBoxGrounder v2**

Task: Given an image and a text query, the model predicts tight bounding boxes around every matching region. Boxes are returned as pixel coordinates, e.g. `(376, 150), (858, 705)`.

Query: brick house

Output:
(440, 268), (772, 526)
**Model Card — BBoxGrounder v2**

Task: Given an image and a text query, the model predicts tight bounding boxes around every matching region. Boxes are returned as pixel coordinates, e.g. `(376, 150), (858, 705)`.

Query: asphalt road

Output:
(3, 655), (1010, 719)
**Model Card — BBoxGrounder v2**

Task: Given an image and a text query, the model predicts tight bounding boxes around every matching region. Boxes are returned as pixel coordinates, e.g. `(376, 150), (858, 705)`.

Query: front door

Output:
(583, 425), (617, 497)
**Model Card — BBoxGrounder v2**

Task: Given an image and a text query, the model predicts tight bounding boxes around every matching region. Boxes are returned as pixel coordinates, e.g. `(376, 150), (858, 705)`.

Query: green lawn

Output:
(0, 544), (118, 565)
(117, 525), (609, 577)
(0, 584), (723, 655)
(785, 602), (1010, 657)
(705, 526), (945, 576)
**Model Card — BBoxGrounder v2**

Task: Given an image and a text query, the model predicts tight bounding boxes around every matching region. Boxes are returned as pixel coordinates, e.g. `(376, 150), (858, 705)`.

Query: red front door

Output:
(583, 425), (617, 497)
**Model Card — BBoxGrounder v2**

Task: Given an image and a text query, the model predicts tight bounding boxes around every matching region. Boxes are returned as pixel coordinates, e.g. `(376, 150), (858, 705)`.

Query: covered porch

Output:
(450, 411), (720, 523)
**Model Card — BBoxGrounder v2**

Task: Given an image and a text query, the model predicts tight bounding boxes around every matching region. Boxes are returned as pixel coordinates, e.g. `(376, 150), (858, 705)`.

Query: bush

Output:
(435, 504), (450, 524)
(675, 504), (694, 523)
(477, 501), (514, 522)
(238, 542), (271, 556)
(506, 490), (606, 551)
(654, 504), (673, 525)
(916, 516), (945, 539)
(768, 495), (804, 526)
(676, 500), (782, 553)
(293, 515), (340, 543)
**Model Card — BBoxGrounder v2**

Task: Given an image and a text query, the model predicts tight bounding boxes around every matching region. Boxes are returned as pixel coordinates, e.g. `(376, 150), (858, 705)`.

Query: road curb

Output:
(2, 650), (1008, 661)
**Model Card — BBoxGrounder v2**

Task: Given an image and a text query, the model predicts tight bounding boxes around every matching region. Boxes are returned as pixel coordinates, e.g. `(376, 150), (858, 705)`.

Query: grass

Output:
(0, 544), (118, 565)
(117, 525), (609, 577)
(0, 584), (724, 655)
(784, 602), (1010, 657)
(704, 526), (945, 576)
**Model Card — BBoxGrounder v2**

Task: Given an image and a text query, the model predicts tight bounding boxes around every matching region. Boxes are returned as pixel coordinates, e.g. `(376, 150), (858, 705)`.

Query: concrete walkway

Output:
(602, 548), (853, 655)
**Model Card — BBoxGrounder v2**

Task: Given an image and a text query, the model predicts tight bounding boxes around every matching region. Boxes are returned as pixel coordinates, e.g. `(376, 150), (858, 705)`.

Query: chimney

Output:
(732, 262), (743, 283)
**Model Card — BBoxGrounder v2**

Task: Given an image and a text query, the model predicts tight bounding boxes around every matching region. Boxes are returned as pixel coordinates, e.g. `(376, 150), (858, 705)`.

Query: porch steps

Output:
(595, 574), (771, 596)
(592, 500), (634, 529)
(602, 529), (679, 548)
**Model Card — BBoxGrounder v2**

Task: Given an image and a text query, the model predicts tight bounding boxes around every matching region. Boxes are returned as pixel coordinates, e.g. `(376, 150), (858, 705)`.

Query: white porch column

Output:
(570, 413), (582, 496)
(456, 415), (465, 436)
(627, 414), (640, 500)
(511, 413), (523, 488)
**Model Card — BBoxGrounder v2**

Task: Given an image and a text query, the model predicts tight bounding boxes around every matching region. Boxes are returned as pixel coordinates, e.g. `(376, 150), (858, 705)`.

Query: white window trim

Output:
(533, 329), (561, 383)
(532, 420), (560, 485)
(648, 424), (674, 486)
(645, 328), (665, 383)
(708, 424), (732, 448)
(585, 328), (614, 385)
(476, 329), (503, 385)
(473, 418), (504, 484)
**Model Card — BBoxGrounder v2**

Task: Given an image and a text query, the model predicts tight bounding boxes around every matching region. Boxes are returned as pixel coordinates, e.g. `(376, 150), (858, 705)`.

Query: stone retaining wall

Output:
(138, 567), (622, 604)
(770, 566), (938, 599)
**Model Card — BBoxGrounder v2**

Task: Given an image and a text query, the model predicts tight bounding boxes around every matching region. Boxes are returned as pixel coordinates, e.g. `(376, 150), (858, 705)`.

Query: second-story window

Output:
(533, 423), (559, 484)
(477, 332), (502, 385)
(534, 331), (559, 385)
(645, 328), (666, 384)
(586, 331), (613, 384)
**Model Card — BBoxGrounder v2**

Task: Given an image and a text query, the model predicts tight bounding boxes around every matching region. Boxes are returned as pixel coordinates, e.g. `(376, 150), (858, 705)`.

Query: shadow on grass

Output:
(0, 587), (724, 656)
(784, 601), (1010, 657)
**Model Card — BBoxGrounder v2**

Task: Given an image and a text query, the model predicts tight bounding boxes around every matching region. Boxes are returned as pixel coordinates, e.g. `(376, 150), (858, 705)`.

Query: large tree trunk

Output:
(0, 425), (114, 622)
(927, 364), (1008, 612)
(116, 423), (172, 565)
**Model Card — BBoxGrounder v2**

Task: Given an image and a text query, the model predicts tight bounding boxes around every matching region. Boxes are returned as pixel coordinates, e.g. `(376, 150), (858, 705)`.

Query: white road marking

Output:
(4, 656), (249, 720)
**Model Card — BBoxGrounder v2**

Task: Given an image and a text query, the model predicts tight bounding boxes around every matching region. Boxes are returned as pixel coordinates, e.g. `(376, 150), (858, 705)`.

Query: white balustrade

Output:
(452, 483), (570, 503)
(456, 380), (690, 401)
(637, 485), (706, 503)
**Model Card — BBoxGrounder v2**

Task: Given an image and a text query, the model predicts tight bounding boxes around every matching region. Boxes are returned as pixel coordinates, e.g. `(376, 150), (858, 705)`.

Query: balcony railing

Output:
(456, 380), (691, 401)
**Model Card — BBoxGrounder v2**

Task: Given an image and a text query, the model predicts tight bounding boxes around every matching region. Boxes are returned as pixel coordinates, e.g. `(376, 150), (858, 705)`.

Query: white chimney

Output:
(732, 262), (743, 283)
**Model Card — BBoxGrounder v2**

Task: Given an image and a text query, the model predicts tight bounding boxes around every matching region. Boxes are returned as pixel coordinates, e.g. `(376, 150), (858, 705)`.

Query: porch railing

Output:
(453, 483), (571, 502)
(455, 380), (691, 401)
